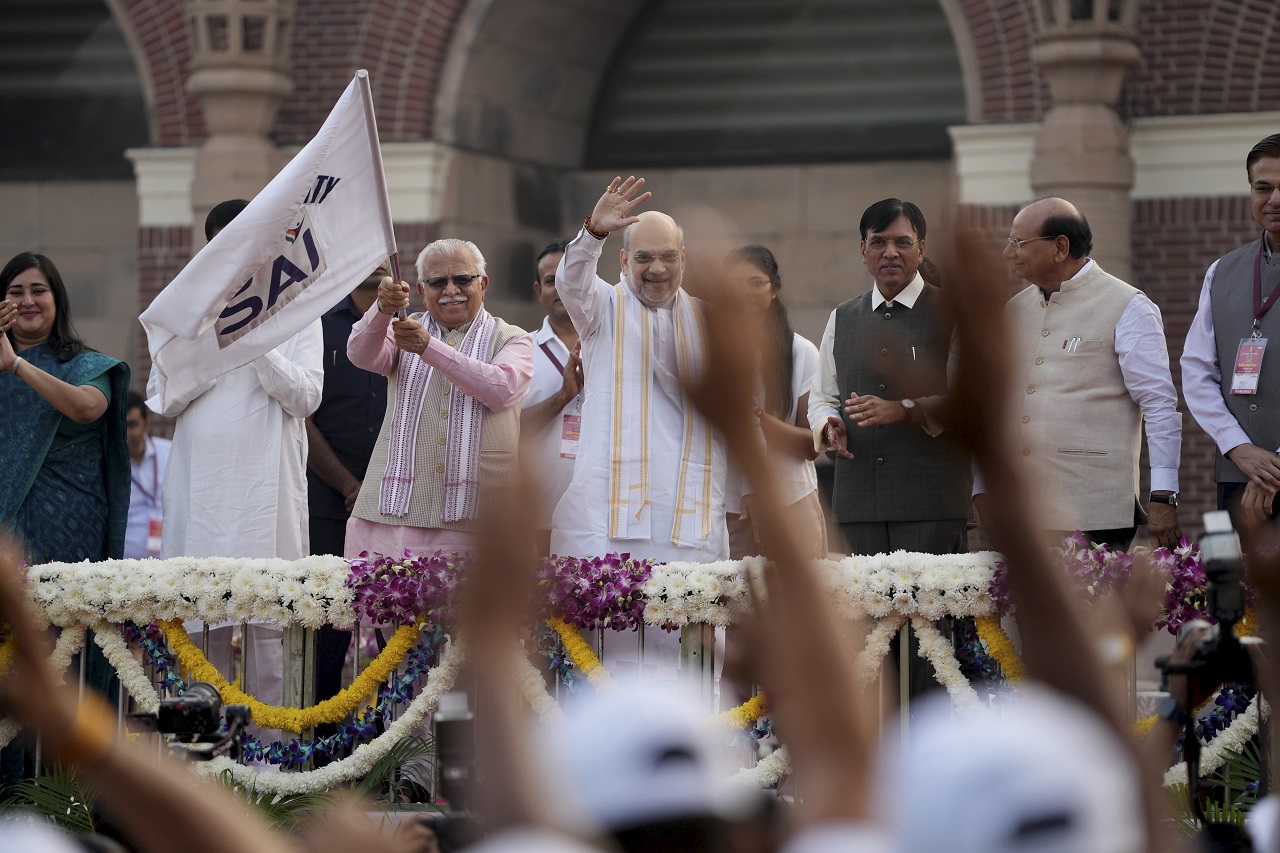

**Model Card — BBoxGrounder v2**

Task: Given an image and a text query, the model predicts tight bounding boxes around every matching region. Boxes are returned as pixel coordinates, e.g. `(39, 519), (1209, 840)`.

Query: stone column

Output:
(1029, 0), (1141, 282)
(185, 0), (294, 246)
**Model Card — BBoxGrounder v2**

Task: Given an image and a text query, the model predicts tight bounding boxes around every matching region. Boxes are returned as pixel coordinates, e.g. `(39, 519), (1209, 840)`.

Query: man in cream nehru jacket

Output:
(976, 197), (1183, 551)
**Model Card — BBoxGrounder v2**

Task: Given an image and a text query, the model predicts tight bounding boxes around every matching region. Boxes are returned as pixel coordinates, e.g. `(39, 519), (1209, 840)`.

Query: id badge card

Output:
(560, 413), (581, 459)
(1231, 337), (1268, 395)
(147, 512), (163, 555)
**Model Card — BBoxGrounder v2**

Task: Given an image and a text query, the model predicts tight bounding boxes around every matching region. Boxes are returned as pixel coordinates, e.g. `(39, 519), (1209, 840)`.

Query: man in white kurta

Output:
(550, 183), (728, 564)
(147, 325), (323, 710)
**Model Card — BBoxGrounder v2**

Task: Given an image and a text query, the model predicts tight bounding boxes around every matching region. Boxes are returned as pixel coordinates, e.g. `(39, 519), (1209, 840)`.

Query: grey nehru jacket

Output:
(1211, 238), (1280, 484)
(830, 283), (970, 523)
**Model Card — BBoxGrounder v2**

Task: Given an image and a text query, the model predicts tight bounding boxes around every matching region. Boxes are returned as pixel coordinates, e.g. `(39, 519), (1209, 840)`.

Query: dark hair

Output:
(534, 238), (571, 278)
(205, 199), (250, 241)
(1247, 133), (1280, 176)
(859, 198), (927, 241)
(1039, 211), (1093, 259)
(1, 252), (88, 362)
(727, 244), (795, 419)
(126, 389), (147, 418)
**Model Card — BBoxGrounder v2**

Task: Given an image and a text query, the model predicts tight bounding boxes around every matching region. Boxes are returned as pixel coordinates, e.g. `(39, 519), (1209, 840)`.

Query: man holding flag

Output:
(344, 238), (533, 558)
(140, 71), (400, 709)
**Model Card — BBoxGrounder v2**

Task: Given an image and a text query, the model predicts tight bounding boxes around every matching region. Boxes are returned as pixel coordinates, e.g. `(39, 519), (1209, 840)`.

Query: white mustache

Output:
(438, 297), (468, 305)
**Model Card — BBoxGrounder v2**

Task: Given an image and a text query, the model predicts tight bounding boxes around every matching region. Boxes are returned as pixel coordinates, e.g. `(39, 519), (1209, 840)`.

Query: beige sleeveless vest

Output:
(1006, 264), (1141, 531)
(353, 316), (525, 532)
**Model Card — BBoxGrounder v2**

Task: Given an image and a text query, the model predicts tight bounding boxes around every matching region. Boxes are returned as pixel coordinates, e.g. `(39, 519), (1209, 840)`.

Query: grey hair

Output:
(621, 222), (686, 251)
(416, 238), (486, 280)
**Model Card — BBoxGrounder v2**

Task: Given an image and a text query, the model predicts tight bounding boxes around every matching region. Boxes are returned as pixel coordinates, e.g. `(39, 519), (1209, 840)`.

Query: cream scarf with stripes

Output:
(608, 282), (713, 546)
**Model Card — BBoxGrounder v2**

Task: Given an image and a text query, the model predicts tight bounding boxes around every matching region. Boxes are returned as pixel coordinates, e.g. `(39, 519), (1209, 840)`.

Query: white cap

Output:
(546, 681), (758, 833)
(879, 685), (1145, 853)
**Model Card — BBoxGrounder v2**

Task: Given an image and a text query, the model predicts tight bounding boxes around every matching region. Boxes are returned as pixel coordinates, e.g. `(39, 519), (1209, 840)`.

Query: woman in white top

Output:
(725, 244), (827, 558)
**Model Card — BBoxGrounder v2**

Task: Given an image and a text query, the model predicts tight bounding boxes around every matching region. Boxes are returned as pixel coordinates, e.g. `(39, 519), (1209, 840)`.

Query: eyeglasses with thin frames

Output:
(864, 237), (921, 252)
(1006, 235), (1057, 251)
(419, 274), (482, 290)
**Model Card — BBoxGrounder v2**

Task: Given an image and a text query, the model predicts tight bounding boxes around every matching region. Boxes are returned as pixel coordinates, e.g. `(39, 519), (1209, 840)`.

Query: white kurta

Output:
(150, 323), (324, 560)
(549, 229), (728, 564)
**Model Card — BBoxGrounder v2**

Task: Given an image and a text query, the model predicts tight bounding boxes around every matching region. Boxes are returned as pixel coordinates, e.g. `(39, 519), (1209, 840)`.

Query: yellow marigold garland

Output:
(1133, 714), (1159, 739)
(546, 617), (615, 690)
(546, 618), (768, 730)
(715, 692), (767, 730)
(158, 619), (421, 732)
(0, 635), (14, 676)
(1237, 607), (1260, 638)
(975, 615), (1025, 683)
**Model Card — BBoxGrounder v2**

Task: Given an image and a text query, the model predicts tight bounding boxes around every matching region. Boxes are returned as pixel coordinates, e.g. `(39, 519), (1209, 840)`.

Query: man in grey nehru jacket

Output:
(1183, 133), (1280, 529)
(976, 197), (1183, 551)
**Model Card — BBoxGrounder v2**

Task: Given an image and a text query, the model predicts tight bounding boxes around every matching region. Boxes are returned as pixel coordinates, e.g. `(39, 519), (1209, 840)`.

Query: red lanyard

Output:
(130, 437), (160, 503)
(1253, 238), (1280, 334)
(539, 341), (565, 374)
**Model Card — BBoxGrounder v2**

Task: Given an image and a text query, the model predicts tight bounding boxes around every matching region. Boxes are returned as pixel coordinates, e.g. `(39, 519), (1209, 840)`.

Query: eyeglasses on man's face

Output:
(1006, 235), (1056, 251)
(631, 251), (681, 265)
(864, 236), (920, 252)
(420, 274), (482, 290)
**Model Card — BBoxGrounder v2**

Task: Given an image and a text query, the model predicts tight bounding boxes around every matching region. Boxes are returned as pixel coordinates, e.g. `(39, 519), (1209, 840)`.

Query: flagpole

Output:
(357, 69), (401, 284)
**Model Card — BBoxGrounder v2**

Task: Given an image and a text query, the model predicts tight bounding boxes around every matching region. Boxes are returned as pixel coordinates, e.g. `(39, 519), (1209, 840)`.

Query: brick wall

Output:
(116, 0), (205, 145)
(959, 0), (1280, 124)
(271, 0), (467, 144)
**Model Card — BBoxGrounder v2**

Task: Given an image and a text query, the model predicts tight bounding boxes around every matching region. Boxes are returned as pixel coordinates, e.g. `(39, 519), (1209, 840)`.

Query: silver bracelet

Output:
(8, 356), (23, 375)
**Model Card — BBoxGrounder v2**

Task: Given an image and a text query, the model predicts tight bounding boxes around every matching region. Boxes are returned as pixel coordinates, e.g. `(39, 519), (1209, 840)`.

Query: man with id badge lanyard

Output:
(1183, 133), (1280, 526)
(520, 239), (585, 556)
(123, 390), (170, 559)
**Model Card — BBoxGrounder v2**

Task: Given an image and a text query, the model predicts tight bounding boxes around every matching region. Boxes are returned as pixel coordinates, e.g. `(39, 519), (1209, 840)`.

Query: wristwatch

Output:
(1148, 492), (1179, 507)
(901, 398), (917, 423)
(1156, 695), (1189, 726)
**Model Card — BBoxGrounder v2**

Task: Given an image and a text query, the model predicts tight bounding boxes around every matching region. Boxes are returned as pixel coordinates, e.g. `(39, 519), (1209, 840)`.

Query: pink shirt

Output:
(346, 302), (533, 412)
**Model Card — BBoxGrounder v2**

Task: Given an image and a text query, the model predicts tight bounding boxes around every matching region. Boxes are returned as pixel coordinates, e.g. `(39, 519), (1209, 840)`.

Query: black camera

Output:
(157, 682), (223, 736)
(128, 681), (250, 762)
(1157, 511), (1257, 692)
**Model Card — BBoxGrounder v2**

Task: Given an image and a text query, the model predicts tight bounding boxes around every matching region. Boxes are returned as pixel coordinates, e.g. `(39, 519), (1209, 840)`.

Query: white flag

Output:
(142, 70), (396, 413)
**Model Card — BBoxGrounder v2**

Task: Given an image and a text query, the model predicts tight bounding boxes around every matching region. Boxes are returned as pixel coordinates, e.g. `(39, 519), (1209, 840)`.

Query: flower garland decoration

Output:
(1133, 714), (1158, 740)
(0, 634), (15, 675)
(346, 550), (464, 627)
(192, 636), (466, 794)
(25, 556), (355, 629)
(93, 625), (162, 714)
(545, 617), (616, 691)
(240, 630), (444, 767)
(974, 616), (1025, 682)
(854, 614), (907, 684)
(159, 619), (421, 732)
(539, 553), (653, 631)
(731, 746), (790, 788)
(0, 626), (86, 750)
(715, 693), (767, 730)
(1164, 694), (1270, 785)
(911, 617), (983, 715)
(514, 648), (565, 724)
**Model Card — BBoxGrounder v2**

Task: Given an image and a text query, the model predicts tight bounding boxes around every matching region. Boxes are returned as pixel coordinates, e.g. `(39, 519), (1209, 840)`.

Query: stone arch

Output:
(107, 0), (205, 145)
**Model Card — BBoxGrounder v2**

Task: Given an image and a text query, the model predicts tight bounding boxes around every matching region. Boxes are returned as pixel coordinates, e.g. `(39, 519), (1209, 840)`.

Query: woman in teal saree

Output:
(0, 252), (130, 781)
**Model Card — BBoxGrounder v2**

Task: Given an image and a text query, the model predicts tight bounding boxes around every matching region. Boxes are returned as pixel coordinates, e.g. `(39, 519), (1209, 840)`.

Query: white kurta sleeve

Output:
(252, 321), (324, 419)
(1114, 293), (1182, 492)
(808, 310), (841, 451)
(556, 229), (613, 337)
(1181, 260), (1255, 456)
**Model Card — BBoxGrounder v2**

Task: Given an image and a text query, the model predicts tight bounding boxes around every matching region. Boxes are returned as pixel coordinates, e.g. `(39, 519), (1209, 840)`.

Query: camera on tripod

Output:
(128, 681), (250, 762)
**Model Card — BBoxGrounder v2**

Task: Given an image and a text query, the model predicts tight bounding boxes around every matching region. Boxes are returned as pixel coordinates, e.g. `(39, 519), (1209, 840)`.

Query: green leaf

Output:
(1, 766), (96, 834)
(353, 734), (436, 803)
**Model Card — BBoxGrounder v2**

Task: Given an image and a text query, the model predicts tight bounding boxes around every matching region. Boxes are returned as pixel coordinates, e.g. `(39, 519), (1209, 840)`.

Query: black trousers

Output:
(309, 517), (353, 740)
